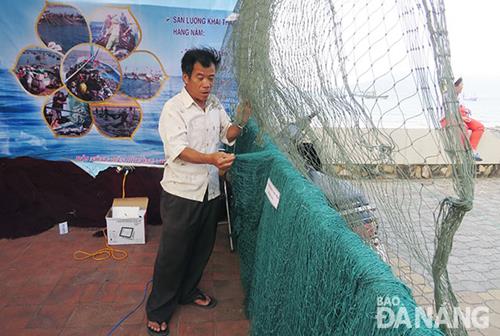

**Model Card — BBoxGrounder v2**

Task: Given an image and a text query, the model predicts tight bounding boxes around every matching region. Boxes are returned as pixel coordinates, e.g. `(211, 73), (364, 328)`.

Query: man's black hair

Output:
(454, 77), (463, 87)
(181, 47), (221, 77)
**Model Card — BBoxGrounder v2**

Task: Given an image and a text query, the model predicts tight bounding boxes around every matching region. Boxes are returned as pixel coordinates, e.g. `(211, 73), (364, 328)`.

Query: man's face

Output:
(183, 62), (216, 105)
(455, 81), (463, 95)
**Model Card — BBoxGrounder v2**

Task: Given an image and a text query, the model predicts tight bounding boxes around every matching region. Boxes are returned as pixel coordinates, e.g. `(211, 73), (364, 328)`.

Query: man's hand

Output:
(235, 100), (252, 127)
(209, 152), (235, 170)
(226, 100), (253, 142)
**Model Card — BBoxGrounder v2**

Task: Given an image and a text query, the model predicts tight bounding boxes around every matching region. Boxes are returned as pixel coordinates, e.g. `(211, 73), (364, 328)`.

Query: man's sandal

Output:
(188, 291), (218, 309)
(146, 321), (169, 336)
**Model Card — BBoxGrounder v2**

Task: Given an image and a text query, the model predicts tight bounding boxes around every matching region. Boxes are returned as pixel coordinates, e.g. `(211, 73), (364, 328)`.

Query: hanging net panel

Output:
(216, 1), (475, 335)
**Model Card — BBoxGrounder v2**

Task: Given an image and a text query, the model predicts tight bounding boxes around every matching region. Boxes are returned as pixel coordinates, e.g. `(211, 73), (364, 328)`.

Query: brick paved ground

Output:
(1, 177), (498, 335)
(445, 178), (500, 335)
(381, 178), (500, 335)
(0, 224), (248, 336)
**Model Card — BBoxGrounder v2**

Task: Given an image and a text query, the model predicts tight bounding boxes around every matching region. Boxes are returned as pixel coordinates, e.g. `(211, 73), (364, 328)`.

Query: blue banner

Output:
(0, 0), (237, 164)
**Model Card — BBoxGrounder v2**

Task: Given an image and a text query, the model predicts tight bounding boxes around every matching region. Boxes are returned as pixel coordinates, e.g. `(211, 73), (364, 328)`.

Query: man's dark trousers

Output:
(146, 189), (220, 323)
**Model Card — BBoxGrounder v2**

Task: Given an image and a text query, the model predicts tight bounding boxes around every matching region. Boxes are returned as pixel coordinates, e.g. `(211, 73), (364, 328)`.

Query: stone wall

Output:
(327, 164), (500, 179)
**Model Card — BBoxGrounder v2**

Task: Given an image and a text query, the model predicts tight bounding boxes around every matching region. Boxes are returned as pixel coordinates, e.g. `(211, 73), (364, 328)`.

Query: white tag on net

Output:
(265, 178), (280, 209)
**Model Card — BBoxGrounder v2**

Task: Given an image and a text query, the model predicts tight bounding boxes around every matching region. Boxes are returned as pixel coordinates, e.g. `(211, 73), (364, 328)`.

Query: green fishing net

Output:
(216, 1), (475, 335)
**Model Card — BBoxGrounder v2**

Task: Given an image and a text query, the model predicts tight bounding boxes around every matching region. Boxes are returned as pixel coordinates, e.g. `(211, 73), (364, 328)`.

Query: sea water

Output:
(37, 21), (89, 53)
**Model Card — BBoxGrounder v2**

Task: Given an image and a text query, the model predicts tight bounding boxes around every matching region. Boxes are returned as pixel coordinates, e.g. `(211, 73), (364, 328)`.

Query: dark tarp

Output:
(0, 157), (163, 239)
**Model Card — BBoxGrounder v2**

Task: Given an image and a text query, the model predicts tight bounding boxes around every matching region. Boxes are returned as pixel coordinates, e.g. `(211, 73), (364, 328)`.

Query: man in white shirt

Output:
(146, 48), (250, 336)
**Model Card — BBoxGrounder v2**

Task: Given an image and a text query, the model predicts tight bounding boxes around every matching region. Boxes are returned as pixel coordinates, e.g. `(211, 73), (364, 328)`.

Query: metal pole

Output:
(223, 178), (235, 252)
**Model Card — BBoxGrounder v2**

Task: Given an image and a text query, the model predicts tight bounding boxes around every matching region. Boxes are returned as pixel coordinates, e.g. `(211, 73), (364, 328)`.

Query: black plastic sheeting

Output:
(0, 157), (163, 239)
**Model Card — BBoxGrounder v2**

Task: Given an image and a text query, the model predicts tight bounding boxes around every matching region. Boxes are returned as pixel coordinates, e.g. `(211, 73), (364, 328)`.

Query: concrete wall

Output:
(312, 127), (500, 165)
(393, 128), (500, 164)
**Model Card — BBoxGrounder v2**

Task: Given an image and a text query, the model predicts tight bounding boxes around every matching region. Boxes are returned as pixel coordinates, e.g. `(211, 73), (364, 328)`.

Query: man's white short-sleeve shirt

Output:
(158, 87), (234, 202)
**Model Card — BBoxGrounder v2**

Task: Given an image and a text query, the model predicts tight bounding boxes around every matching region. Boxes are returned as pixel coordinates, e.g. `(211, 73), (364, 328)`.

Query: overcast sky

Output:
(445, 0), (500, 77)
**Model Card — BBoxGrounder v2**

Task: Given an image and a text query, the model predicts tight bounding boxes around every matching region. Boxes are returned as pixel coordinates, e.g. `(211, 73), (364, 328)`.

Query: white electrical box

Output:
(106, 197), (148, 245)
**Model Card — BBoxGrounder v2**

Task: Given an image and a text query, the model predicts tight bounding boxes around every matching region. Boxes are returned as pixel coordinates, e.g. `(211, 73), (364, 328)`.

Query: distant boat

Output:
(353, 91), (389, 99)
(463, 92), (478, 101)
(464, 96), (478, 102)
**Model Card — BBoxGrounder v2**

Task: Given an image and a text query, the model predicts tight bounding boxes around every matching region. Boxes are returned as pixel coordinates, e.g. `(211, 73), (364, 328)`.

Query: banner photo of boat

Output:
(62, 43), (122, 102)
(119, 51), (167, 100)
(12, 46), (62, 96)
(90, 94), (141, 139)
(90, 7), (141, 61)
(36, 3), (90, 54)
(42, 88), (92, 137)
(1, 0), (235, 161)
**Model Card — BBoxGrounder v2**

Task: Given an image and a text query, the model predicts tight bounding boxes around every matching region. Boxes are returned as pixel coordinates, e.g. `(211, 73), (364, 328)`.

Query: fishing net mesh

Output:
(215, 1), (476, 335)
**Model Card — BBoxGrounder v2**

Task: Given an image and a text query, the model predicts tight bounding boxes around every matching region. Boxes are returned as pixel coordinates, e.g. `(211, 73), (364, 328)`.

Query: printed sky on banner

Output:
(0, 1), (236, 76)
(70, 0), (238, 11)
